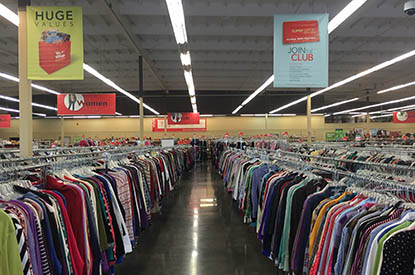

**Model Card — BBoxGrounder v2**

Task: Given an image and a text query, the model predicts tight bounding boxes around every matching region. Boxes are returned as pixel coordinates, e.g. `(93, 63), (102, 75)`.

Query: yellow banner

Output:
(27, 6), (84, 80)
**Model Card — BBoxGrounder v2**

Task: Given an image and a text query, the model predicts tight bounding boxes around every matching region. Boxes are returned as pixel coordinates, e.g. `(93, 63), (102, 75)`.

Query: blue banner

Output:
(273, 14), (329, 88)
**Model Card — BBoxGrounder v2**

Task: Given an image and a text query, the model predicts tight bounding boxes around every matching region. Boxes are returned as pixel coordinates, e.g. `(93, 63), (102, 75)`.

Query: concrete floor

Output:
(115, 162), (278, 275)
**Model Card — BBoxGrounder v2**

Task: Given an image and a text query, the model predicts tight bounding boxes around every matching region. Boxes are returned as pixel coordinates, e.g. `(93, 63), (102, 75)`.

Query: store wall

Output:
(1, 116), (415, 143)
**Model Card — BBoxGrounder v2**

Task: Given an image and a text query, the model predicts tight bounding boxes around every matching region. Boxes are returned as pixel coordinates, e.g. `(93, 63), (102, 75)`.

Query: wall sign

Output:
(57, 93), (116, 115)
(393, 111), (415, 123)
(168, 112), (200, 125)
(274, 14), (329, 88)
(27, 6), (84, 80)
(0, 115), (11, 128)
(152, 118), (207, 132)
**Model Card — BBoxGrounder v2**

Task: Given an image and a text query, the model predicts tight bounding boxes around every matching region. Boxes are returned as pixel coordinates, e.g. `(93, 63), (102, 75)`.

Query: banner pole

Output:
(139, 55), (144, 147)
(60, 116), (65, 147)
(18, 0), (33, 157)
(307, 88), (312, 146)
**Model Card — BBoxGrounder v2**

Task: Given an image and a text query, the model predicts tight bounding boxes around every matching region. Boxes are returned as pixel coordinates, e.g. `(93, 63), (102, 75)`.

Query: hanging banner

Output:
(0, 115), (11, 128)
(168, 112), (200, 125)
(57, 93), (116, 115)
(274, 14), (329, 88)
(393, 111), (415, 123)
(152, 118), (207, 132)
(27, 6), (84, 80)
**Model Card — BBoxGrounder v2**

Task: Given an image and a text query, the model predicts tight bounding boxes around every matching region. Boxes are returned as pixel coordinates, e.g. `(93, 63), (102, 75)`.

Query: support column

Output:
(18, 1), (33, 157)
(139, 56), (144, 146)
(307, 92), (312, 146)
(60, 117), (65, 147)
(265, 113), (268, 131)
(164, 114), (167, 134)
(366, 112), (370, 137)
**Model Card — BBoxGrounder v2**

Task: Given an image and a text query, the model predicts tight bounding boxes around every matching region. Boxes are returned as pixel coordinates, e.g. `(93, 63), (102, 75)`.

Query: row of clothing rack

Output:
(214, 140), (415, 275)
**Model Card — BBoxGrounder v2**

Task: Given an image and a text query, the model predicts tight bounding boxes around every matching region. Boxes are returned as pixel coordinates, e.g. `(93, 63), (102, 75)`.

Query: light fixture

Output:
(0, 3), (18, 26)
(270, 49), (415, 114)
(83, 64), (160, 115)
(87, 116), (101, 119)
(188, 86), (195, 97)
(233, 0), (368, 114)
(333, 95), (415, 115)
(351, 113), (368, 118)
(200, 114), (213, 117)
(369, 104), (415, 115)
(0, 94), (57, 111)
(327, 0), (368, 34)
(190, 96), (196, 104)
(0, 72), (60, 95)
(371, 113), (393, 119)
(0, 106), (45, 116)
(240, 75), (274, 106)
(115, 112), (122, 115)
(129, 115), (140, 118)
(232, 105), (243, 115)
(377, 81), (415, 94)
(180, 52), (191, 66)
(324, 114), (331, 117)
(165, 0), (187, 45)
(311, 97), (359, 112)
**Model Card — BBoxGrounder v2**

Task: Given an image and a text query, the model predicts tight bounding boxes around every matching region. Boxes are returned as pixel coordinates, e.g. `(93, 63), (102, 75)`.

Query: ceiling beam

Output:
(100, 0), (168, 91)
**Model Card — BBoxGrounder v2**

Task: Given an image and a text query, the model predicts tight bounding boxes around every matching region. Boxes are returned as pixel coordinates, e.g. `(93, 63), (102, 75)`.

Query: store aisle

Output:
(115, 162), (277, 275)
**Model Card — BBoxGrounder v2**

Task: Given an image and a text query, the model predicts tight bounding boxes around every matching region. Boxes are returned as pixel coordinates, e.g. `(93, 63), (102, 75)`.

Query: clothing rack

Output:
(0, 146), (184, 183)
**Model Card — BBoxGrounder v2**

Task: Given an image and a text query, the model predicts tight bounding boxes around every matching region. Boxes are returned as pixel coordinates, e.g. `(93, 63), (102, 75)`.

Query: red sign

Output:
(39, 41), (71, 74)
(283, 20), (320, 44)
(57, 93), (116, 115)
(0, 115), (11, 128)
(168, 112), (200, 125)
(393, 112), (415, 123)
(152, 118), (207, 132)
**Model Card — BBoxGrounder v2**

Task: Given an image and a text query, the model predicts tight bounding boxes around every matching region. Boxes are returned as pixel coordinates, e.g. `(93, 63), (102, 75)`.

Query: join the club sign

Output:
(274, 14), (329, 88)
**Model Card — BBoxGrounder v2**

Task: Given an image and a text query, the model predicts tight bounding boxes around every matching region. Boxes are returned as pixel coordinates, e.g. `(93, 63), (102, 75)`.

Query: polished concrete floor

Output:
(115, 162), (277, 275)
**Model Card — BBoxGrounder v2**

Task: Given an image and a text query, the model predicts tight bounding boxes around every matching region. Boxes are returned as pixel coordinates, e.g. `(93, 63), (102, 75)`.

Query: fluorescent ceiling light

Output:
(200, 114), (213, 117)
(369, 104), (415, 115)
(184, 71), (194, 89)
(0, 3), (18, 26)
(232, 105), (243, 115)
(180, 52), (191, 66)
(241, 75), (274, 106)
(115, 112), (122, 116)
(0, 72), (61, 95)
(83, 64), (159, 115)
(0, 94), (57, 111)
(165, 0), (187, 44)
(87, 116), (101, 119)
(129, 115), (140, 118)
(270, 96), (307, 114)
(0, 106), (45, 116)
(311, 97), (359, 112)
(352, 113), (367, 118)
(188, 86), (195, 97)
(371, 113), (393, 119)
(324, 114), (331, 117)
(328, 0), (368, 34)
(190, 96), (196, 104)
(377, 81), (415, 94)
(334, 95), (415, 115)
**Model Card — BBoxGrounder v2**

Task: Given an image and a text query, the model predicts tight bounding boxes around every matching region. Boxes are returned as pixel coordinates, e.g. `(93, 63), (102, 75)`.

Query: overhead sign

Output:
(0, 115), (11, 128)
(27, 6), (84, 80)
(152, 118), (207, 132)
(57, 93), (116, 115)
(393, 111), (415, 123)
(274, 14), (329, 88)
(168, 112), (200, 125)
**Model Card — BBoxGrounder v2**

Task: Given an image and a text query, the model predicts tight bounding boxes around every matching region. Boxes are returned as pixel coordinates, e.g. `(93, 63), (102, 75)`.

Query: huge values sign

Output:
(168, 112), (200, 125)
(393, 111), (415, 123)
(57, 93), (116, 115)
(152, 118), (207, 132)
(0, 115), (11, 128)
(27, 6), (84, 80)
(274, 14), (329, 88)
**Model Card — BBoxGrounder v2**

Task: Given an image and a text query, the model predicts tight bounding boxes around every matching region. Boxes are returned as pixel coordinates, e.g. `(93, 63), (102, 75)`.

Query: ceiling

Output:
(0, 0), (414, 116)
